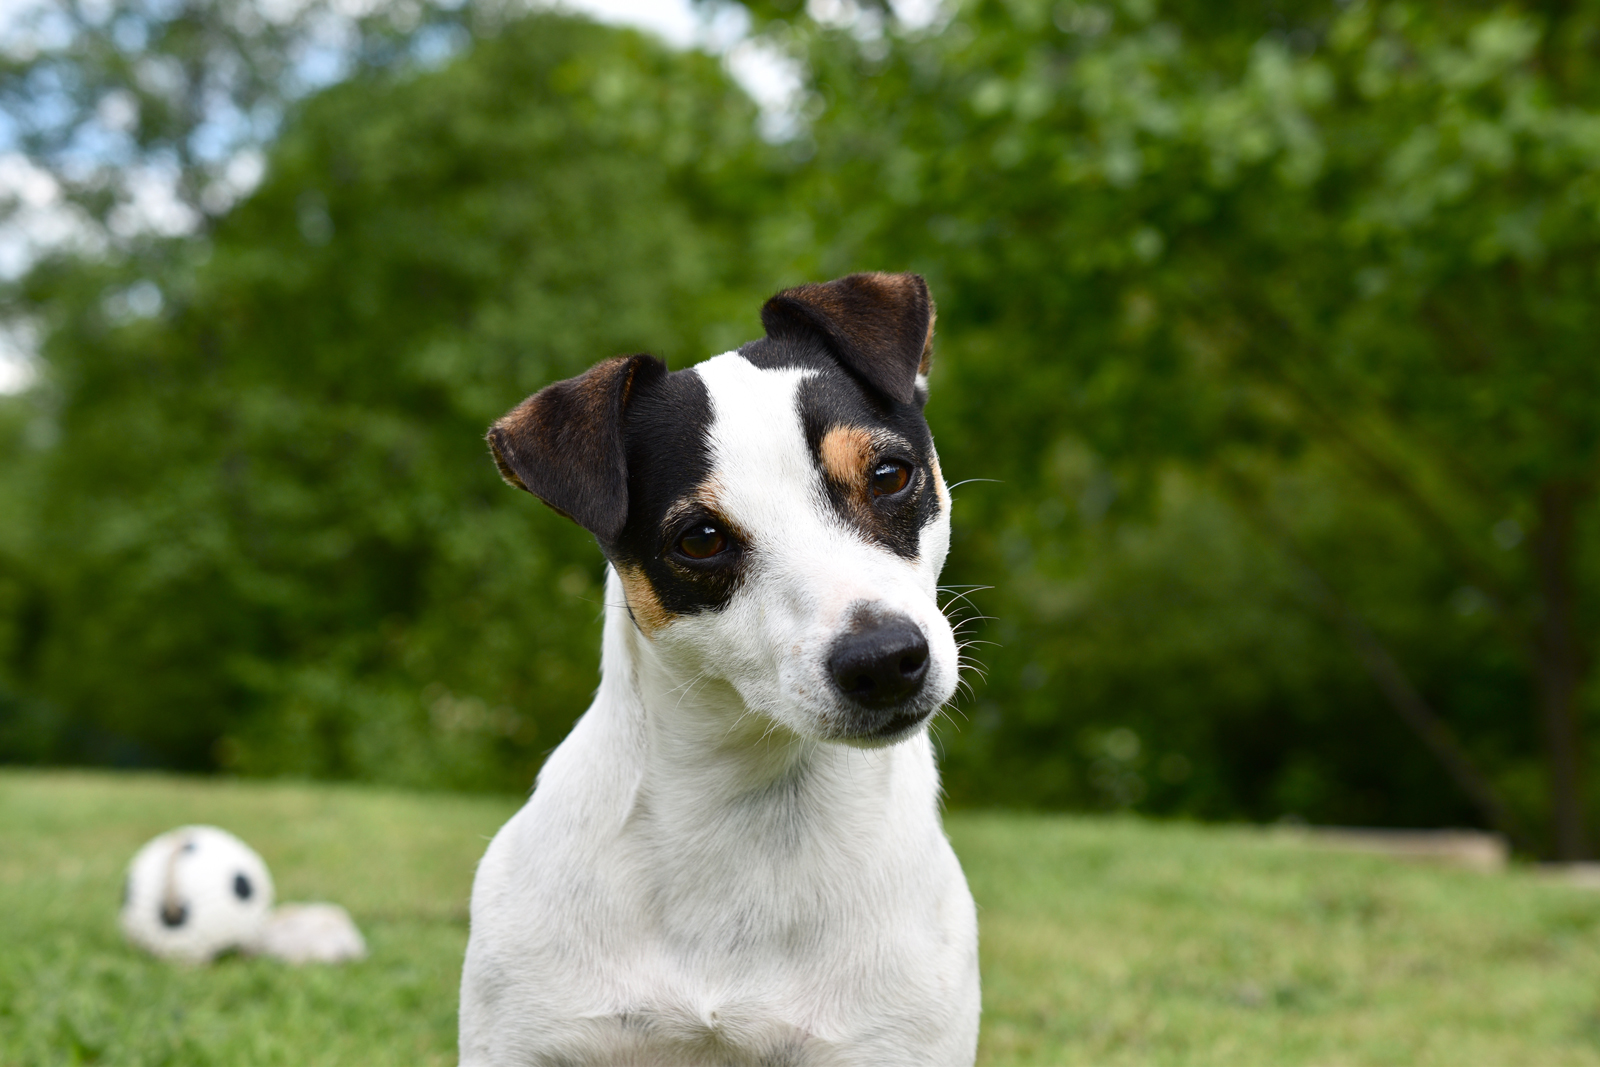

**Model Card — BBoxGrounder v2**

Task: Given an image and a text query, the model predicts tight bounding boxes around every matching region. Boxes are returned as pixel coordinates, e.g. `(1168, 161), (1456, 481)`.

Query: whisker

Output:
(939, 700), (970, 722)
(952, 638), (990, 651)
(664, 672), (704, 697)
(673, 673), (711, 715)
(939, 592), (990, 614)
(946, 609), (997, 624)
(756, 717), (788, 747)
(724, 710), (759, 742)
(956, 659), (991, 680)
(939, 587), (993, 612)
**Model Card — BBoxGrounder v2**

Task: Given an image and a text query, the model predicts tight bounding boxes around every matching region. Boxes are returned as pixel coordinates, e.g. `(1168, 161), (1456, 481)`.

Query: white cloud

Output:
(0, 0), (812, 287)
(890, 0), (946, 29)
(552, 0), (703, 47)
(0, 358), (34, 395)
(0, 317), (39, 395)
(554, 0), (803, 137)
(201, 148), (267, 215)
(725, 38), (804, 140)
(0, 153), (105, 279)
(106, 160), (202, 239)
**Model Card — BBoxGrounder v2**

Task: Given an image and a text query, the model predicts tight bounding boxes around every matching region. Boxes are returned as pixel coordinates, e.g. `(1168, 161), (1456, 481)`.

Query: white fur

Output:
(460, 353), (979, 1066)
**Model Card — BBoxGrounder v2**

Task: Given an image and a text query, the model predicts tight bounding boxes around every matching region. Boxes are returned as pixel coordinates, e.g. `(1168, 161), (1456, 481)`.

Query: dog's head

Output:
(489, 272), (957, 746)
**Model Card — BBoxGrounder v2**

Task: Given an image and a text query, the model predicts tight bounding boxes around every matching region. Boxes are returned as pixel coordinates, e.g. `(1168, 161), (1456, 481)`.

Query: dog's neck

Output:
(590, 568), (925, 833)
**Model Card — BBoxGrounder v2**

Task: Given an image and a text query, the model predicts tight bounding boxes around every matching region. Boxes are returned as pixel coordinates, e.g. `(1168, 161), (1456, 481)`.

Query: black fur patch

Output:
(487, 354), (668, 544)
(760, 272), (934, 406)
(742, 273), (943, 557)
(738, 333), (843, 380)
(737, 333), (940, 559)
(611, 369), (747, 618)
(795, 367), (940, 560)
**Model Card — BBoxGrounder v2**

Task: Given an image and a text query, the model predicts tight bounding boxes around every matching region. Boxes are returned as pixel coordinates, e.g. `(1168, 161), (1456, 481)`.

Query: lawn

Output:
(5, 770), (1600, 1065)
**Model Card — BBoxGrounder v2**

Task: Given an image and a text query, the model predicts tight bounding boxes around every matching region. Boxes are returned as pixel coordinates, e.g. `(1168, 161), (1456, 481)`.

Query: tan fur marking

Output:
(931, 452), (947, 508)
(616, 564), (673, 637)
(820, 426), (874, 491)
(663, 477), (727, 532)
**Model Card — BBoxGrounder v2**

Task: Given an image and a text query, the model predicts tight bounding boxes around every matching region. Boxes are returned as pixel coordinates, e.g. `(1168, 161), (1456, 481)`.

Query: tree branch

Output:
(1216, 298), (1532, 659)
(1220, 471), (1524, 846)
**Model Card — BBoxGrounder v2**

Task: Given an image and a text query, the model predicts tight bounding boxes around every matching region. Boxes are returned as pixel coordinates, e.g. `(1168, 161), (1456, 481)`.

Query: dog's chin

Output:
(828, 704), (937, 749)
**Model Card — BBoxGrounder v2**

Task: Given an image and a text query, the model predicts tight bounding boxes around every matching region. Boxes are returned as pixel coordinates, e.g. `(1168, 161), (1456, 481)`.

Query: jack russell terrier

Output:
(460, 272), (980, 1066)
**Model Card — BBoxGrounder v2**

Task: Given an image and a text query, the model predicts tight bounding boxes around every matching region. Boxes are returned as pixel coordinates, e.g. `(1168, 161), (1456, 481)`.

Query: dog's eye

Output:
(676, 524), (728, 559)
(871, 461), (912, 498)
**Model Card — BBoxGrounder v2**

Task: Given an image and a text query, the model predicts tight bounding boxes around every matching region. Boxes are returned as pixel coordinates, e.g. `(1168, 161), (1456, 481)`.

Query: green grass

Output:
(5, 771), (1600, 1065)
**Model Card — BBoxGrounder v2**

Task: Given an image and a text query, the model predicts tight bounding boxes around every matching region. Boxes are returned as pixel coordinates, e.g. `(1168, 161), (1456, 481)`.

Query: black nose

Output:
(828, 617), (930, 708)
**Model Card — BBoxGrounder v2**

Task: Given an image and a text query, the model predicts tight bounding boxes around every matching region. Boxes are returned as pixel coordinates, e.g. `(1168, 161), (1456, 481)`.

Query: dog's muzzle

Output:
(828, 612), (932, 738)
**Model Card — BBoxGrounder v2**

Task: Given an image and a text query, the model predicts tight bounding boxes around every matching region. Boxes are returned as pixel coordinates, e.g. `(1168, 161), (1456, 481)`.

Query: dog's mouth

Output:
(831, 702), (937, 748)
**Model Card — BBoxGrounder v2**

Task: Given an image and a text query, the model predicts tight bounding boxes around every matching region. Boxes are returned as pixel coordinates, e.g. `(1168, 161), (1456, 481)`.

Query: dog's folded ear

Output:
(760, 272), (936, 406)
(487, 354), (667, 544)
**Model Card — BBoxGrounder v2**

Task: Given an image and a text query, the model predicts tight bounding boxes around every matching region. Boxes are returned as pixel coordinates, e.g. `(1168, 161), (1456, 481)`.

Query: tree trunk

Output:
(1532, 481), (1589, 860)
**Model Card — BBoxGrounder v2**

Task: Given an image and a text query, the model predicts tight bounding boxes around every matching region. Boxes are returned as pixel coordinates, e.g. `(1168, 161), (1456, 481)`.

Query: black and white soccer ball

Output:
(120, 825), (275, 962)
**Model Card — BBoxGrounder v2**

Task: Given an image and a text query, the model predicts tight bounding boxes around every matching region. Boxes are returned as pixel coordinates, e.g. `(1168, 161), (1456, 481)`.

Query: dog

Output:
(459, 273), (980, 1067)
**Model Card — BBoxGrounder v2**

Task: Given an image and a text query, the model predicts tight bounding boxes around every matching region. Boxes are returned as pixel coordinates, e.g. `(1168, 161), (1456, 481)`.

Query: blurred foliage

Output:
(773, 0), (1600, 853)
(4, 0), (1600, 852)
(0, 11), (784, 790)
(0, 0), (486, 230)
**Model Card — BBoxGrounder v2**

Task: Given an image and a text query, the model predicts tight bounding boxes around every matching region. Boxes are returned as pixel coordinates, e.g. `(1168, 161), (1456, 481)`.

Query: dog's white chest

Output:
(460, 713), (979, 1067)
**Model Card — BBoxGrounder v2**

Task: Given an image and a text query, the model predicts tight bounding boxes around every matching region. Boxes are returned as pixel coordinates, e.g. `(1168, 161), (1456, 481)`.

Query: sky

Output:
(0, 0), (818, 393)
(557, 0), (721, 46)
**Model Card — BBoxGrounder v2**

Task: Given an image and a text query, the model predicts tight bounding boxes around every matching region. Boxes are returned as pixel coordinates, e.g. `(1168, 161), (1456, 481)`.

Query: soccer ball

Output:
(120, 825), (275, 962)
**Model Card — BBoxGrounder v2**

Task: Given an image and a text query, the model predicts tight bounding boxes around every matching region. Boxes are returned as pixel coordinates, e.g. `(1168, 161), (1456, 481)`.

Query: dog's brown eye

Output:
(677, 524), (727, 559)
(871, 462), (911, 497)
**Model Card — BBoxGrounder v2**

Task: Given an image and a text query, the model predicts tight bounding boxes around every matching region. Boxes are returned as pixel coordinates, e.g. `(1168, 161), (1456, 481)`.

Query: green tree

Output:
(10, 0), (1597, 846)
(1, 11), (780, 789)
(757, 0), (1600, 854)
